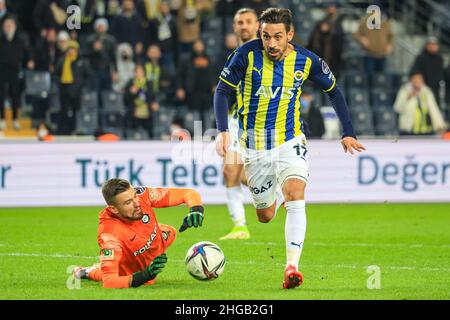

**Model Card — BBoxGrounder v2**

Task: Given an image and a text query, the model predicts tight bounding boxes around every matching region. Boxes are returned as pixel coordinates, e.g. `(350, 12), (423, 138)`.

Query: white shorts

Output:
(228, 116), (242, 154)
(241, 135), (309, 209)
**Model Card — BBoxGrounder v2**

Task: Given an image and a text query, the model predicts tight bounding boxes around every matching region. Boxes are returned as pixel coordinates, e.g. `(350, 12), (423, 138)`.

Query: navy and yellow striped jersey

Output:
(219, 39), (336, 150)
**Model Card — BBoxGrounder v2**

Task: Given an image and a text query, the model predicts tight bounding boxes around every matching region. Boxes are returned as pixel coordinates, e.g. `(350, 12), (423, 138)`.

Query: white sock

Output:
(226, 186), (246, 227)
(284, 200), (306, 270)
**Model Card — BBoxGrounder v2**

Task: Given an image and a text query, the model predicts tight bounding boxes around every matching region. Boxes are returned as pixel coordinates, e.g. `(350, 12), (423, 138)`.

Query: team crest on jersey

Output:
(142, 214), (150, 224)
(162, 231), (169, 241)
(134, 186), (146, 195)
(322, 60), (331, 75)
(141, 214), (150, 224)
(294, 70), (304, 81)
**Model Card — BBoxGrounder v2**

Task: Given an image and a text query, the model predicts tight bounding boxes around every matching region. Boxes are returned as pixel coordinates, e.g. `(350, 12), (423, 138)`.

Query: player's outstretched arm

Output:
(304, 50), (366, 155)
(179, 205), (204, 232)
(149, 188), (203, 209)
(130, 253), (168, 287)
(326, 86), (366, 154)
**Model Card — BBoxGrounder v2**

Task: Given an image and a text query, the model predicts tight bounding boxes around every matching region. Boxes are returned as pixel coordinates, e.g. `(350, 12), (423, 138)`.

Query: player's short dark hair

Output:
(234, 8), (257, 20)
(102, 178), (131, 205)
(259, 8), (293, 32)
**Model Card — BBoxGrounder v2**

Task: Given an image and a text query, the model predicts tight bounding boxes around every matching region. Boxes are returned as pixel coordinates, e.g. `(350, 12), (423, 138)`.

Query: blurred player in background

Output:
(219, 8), (259, 241)
(73, 178), (204, 288)
(214, 8), (365, 289)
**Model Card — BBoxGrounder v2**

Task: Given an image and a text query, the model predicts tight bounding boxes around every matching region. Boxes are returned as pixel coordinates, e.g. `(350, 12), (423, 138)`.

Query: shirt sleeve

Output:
(218, 49), (248, 89)
(98, 233), (132, 288)
(146, 188), (203, 209)
(306, 51), (337, 93)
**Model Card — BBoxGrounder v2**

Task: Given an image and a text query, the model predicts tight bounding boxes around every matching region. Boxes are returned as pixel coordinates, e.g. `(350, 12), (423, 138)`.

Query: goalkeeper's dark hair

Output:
(102, 178), (131, 205)
(259, 7), (293, 32)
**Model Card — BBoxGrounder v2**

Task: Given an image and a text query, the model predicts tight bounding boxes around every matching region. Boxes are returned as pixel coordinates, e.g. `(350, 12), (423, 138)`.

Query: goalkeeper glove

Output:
(131, 253), (168, 287)
(179, 205), (204, 232)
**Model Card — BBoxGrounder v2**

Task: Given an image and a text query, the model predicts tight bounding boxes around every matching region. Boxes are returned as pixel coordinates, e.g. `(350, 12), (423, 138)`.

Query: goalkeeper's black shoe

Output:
(73, 266), (88, 279)
(73, 263), (99, 279)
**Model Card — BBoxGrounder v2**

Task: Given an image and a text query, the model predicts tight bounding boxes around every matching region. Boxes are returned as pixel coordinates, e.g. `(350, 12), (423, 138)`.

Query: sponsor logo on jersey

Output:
(250, 180), (273, 194)
(134, 224), (158, 256)
(100, 249), (114, 260)
(255, 86), (296, 99)
(221, 67), (231, 78)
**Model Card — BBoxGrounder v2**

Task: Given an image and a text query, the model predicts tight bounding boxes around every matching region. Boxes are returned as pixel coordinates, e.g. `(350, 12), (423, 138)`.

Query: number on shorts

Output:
(293, 143), (307, 159)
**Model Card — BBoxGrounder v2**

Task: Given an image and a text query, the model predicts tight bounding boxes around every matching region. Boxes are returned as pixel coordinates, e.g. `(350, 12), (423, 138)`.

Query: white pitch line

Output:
(243, 242), (450, 249)
(0, 252), (98, 259)
(1, 252), (449, 273)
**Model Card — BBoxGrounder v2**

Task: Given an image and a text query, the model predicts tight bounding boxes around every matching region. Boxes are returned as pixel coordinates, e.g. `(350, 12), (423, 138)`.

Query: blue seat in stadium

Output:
(371, 89), (395, 108)
(371, 73), (393, 90)
(346, 72), (368, 88)
(345, 56), (365, 72)
(126, 128), (150, 140)
(347, 89), (370, 108)
(207, 17), (221, 32)
(312, 90), (327, 106)
(101, 91), (125, 113)
(80, 91), (98, 112)
(297, 19), (314, 38)
(391, 73), (409, 90)
(45, 92), (61, 132)
(25, 71), (51, 97)
(373, 108), (398, 136)
(100, 111), (125, 135)
(350, 107), (374, 136)
(203, 110), (217, 131)
(152, 108), (175, 138)
(76, 110), (98, 135)
(183, 110), (202, 135)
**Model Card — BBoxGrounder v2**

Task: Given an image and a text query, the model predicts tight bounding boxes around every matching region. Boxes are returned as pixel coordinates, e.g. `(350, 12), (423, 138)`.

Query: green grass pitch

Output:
(0, 203), (449, 300)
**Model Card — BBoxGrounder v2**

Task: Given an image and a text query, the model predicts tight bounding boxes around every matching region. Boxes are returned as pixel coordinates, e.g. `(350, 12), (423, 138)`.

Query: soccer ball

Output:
(185, 241), (226, 281)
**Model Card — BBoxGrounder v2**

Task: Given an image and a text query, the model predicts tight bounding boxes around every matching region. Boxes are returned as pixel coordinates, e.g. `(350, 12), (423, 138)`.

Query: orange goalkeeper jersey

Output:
(97, 187), (202, 288)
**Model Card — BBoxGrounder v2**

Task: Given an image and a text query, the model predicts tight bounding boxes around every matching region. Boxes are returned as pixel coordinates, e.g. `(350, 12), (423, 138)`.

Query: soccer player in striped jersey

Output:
(220, 8), (259, 241)
(214, 8), (365, 289)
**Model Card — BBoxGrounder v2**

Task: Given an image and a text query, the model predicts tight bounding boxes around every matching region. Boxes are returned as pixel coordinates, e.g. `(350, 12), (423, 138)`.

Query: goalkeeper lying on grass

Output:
(73, 178), (204, 288)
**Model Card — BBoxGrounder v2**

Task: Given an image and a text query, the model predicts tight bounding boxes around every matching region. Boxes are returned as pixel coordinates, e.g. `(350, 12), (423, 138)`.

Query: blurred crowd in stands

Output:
(0, 0), (449, 140)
